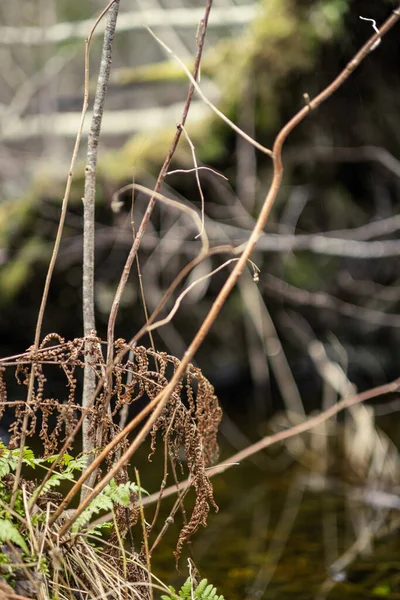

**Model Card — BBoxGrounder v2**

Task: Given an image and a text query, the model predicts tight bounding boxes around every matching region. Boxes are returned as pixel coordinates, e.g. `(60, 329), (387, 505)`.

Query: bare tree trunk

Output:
(82, 0), (120, 485)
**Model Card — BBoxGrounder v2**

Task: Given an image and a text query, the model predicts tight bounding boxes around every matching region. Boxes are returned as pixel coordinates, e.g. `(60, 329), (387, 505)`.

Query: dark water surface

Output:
(142, 431), (400, 600)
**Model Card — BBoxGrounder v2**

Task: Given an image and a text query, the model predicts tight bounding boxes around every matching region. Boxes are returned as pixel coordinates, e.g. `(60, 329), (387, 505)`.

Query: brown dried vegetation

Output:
(0, 333), (222, 554)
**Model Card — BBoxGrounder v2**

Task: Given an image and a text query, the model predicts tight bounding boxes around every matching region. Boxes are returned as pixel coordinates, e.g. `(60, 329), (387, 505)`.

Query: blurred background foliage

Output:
(0, 0), (399, 412)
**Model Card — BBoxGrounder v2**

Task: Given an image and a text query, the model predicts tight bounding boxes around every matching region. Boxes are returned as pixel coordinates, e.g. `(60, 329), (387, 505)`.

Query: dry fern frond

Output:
(1, 335), (222, 557)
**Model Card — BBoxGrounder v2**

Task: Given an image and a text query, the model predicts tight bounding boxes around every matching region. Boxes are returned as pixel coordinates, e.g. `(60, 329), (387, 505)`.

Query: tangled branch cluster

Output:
(3, 333), (86, 454)
(0, 333), (222, 555)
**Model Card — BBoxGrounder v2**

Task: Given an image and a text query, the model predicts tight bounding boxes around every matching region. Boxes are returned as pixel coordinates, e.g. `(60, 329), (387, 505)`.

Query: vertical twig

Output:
(135, 468), (153, 600)
(118, 174), (156, 440)
(96, 0), (215, 453)
(10, 0), (117, 510)
(82, 0), (120, 477)
(105, 0), (214, 371)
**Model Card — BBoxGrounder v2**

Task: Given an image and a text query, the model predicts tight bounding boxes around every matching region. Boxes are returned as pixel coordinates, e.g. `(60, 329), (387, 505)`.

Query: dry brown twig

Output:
(105, 0), (214, 372)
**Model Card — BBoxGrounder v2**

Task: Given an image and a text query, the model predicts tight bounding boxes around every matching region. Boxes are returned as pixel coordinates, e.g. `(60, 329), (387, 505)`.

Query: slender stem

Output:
(94, 0), (214, 452)
(105, 0), (214, 371)
(82, 0), (120, 485)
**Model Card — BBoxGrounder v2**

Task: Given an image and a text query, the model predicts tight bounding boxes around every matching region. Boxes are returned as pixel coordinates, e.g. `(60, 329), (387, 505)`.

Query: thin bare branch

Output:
(166, 166), (228, 179)
(146, 258), (239, 332)
(179, 124), (206, 238)
(146, 26), (273, 157)
(82, 0), (120, 486)
(105, 0), (214, 368)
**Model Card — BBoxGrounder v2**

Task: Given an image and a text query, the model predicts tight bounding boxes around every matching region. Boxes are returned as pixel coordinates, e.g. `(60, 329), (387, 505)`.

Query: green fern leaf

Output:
(180, 577), (193, 598)
(162, 577), (224, 600)
(71, 479), (147, 533)
(0, 444), (55, 478)
(58, 453), (74, 466)
(38, 470), (75, 496)
(0, 518), (29, 554)
(21, 447), (36, 468)
(203, 583), (214, 599)
(0, 444), (18, 477)
(194, 579), (208, 597)
(104, 480), (141, 507)
(68, 455), (88, 471)
(0, 445), (37, 477)
(71, 493), (114, 533)
(0, 455), (16, 478)
(89, 521), (113, 536)
(44, 453), (87, 472)
(161, 585), (179, 600)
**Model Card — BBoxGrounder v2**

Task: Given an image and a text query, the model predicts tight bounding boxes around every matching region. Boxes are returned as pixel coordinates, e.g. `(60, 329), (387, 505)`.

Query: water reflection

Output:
(151, 443), (400, 599)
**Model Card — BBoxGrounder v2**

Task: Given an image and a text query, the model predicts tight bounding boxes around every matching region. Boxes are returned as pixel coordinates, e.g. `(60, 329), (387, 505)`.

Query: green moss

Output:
(96, 114), (227, 184)
(372, 583), (392, 597)
(0, 238), (48, 304)
(203, 0), (348, 133)
(284, 254), (338, 290)
(0, 194), (37, 247)
(110, 60), (191, 86)
(57, 0), (91, 21)
(97, 129), (182, 183)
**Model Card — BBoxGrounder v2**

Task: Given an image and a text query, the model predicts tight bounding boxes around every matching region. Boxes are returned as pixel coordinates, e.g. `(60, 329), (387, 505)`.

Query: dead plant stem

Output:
(105, 0), (214, 373)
